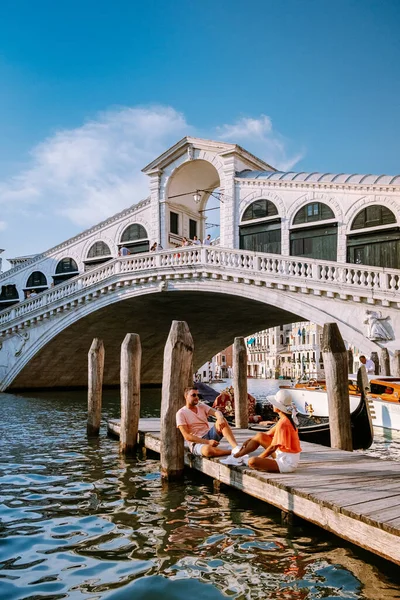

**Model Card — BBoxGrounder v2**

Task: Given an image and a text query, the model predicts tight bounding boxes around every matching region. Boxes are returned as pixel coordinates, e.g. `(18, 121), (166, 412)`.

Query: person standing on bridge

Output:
(203, 234), (211, 245)
(176, 387), (242, 458)
(232, 389), (301, 473)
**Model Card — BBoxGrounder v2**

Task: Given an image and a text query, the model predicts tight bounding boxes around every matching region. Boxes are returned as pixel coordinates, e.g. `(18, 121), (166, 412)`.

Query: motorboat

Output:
(282, 375), (400, 432)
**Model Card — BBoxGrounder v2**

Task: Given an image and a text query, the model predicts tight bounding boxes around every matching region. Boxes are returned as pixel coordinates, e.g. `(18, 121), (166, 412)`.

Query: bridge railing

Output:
(0, 246), (399, 329)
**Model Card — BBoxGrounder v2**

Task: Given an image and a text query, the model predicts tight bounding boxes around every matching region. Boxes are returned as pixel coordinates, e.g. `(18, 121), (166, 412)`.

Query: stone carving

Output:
(159, 281), (168, 292)
(15, 332), (30, 357)
(364, 310), (393, 342)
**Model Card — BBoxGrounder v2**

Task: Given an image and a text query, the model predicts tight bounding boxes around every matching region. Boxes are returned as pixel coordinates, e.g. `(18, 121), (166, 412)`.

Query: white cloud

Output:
(0, 106), (303, 240)
(217, 114), (305, 171)
(0, 105), (191, 226)
(0, 220), (6, 231)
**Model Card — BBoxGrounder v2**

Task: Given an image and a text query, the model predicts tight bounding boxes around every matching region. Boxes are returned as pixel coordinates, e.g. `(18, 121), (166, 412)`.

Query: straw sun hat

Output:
(266, 389), (295, 414)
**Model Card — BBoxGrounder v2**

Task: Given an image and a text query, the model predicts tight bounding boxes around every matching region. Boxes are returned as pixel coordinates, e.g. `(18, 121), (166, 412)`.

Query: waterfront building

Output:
(246, 325), (292, 378)
(289, 321), (325, 380)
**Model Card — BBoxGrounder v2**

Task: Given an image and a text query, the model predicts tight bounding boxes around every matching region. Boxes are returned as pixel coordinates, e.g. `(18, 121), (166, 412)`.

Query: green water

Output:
(0, 387), (400, 599)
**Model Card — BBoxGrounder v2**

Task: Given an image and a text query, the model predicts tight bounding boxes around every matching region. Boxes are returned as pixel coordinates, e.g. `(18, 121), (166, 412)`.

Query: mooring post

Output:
(120, 333), (142, 455)
(87, 338), (105, 437)
(347, 349), (354, 375)
(234, 336), (248, 428)
(393, 350), (400, 377)
(160, 321), (194, 480)
(370, 351), (379, 375)
(322, 323), (352, 451)
(380, 348), (390, 376)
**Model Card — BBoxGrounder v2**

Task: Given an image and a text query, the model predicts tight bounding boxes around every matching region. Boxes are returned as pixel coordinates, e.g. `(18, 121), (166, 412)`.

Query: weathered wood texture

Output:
(380, 348), (391, 376)
(322, 323), (352, 451)
(87, 338), (105, 436)
(394, 350), (400, 378)
(107, 417), (400, 565)
(120, 333), (141, 455)
(160, 321), (194, 479)
(370, 351), (379, 375)
(233, 336), (248, 428)
(347, 349), (354, 375)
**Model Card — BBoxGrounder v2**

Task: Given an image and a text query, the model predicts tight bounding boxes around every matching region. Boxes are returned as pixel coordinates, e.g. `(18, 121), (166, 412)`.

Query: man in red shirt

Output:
(176, 387), (241, 458)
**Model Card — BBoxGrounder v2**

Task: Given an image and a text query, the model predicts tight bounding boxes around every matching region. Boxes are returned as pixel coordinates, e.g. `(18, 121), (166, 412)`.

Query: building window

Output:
(170, 212), (179, 235)
(240, 200), (281, 255)
(347, 206), (399, 269)
(293, 202), (335, 225)
(26, 271), (47, 289)
(189, 219), (197, 240)
(56, 258), (78, 274)
(87, 242), (111, 258)
(242, 199), (279, 222)
(351, 206), (396, 231)
(120, 224), (149, 254)
(0, 284), (19, 308)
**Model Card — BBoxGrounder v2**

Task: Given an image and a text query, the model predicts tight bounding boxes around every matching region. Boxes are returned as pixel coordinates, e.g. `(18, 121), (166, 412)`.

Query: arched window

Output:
(293, 203), (335, 225)
(53, 258), (79, 285)
(26, 271), (47, 290)
(84, 241), (113, 271)
(290, 203), (337, 261)
(347, 205), (399, 268)
(120, 224), (149, 254)
(242, 200), (278, 221)
(87, 241), (111, 258)
(0, 284), (19, 309)
(239, 200), (281, 254)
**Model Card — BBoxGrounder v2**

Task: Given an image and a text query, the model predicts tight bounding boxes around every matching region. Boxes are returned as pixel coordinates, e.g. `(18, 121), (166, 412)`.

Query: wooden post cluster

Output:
(394, 350), (400, 378)
(380, 348), (390, 376)
(233, 336), (248, 428)
(87, 338), (105, 437)
(322, 323), (352, 451)
(160, 321), (194, 480)
(347, 349), (354, 375)
(120, 333), (142, 455)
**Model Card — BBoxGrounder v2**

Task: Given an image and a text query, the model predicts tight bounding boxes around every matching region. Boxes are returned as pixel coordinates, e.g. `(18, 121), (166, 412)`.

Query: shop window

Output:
(293, 202), (335, 225)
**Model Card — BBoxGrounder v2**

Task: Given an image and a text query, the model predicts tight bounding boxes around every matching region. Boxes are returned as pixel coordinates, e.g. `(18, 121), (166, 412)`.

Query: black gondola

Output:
(251, 391), (374, 450)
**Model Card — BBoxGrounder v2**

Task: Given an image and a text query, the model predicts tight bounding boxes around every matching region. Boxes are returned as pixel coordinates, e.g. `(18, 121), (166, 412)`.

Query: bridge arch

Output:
(3, 275), (382, 391)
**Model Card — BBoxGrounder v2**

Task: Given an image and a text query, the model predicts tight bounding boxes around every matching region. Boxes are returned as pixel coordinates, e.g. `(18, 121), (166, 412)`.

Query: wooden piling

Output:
(370, 351), (379, 375)
(87, 338), (105, 437)
(393, 350), (400, 377)
(380, 348), (390, 376)
(160, 321), (194, 480)
(233, 336), (248, 428)
(322, 323), (352, 451)
(347, 349), (354, 375)
(120, 333), (142, 455)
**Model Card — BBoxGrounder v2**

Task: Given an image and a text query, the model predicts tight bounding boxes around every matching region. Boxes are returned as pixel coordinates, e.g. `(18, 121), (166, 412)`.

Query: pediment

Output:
(142, 136), (275, 174)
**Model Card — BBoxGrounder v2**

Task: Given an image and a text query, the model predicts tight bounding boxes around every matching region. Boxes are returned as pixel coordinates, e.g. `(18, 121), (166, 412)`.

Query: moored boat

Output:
(284, 376), (400, 431)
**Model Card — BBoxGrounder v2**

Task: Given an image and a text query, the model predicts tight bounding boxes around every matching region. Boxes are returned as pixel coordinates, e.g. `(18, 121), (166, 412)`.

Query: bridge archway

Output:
(4, 277), (381, 391)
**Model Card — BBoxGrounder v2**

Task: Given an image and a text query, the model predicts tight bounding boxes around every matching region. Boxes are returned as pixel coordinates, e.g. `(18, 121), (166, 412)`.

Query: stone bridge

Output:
(1, 246), (399, 390)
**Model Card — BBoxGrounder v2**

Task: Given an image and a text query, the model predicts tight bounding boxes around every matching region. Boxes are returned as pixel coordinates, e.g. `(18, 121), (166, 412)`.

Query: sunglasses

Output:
(190, 393), (199, 397)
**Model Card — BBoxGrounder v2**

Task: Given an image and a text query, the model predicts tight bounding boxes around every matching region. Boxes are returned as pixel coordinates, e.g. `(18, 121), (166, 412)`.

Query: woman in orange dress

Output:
(234, 389), (301, 473)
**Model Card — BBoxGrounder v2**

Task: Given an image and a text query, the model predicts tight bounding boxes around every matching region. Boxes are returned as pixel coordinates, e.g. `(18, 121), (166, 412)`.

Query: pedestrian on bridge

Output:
(203, 234), (211, 245)
(176, 387), (242, 458)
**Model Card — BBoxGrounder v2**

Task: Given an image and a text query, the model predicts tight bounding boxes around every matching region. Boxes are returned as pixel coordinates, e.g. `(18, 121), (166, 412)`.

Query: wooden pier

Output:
(108, 417), (400, 566)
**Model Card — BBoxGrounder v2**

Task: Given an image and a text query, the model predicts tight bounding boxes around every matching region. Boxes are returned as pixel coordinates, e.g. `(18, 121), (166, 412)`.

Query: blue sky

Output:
(0, 0), (399, 268)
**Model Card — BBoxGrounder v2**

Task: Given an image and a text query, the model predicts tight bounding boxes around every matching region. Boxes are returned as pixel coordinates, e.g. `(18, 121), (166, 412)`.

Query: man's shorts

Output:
(275, 449), (300, 473)
(188, 425), (223, 456)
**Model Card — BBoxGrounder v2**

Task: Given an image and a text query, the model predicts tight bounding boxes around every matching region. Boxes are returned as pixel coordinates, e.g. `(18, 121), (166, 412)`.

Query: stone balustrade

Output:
(0, 246), (399, 335)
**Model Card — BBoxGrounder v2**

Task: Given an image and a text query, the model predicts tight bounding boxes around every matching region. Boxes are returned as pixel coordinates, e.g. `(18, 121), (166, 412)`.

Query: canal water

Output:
(1, 382), (400, 600)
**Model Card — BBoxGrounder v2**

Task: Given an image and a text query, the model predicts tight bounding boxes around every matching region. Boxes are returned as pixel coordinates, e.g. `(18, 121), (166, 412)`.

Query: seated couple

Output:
(176, 387), (301, 474)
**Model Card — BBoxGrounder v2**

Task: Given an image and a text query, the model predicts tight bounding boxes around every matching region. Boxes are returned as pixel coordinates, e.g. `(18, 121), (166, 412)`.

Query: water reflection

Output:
(0, 389), (400, 599)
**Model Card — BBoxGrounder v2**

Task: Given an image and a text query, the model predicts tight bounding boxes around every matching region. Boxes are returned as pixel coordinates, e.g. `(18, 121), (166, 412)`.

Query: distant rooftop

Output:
(237, 170), (400, 186)
(8, 255), (39, 266)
